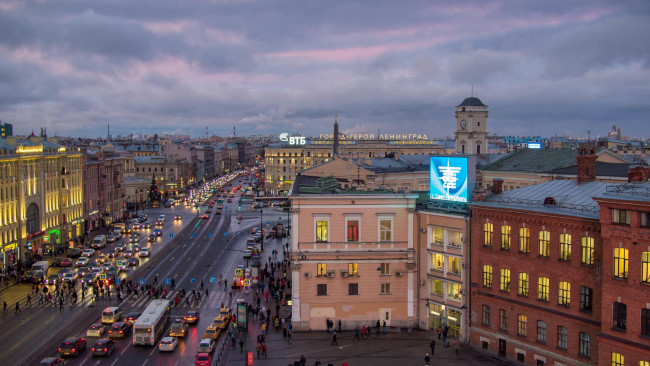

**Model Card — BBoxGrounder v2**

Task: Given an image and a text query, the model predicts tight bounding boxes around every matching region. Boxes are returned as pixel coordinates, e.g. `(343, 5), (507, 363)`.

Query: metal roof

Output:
(482, 148), (578, 172)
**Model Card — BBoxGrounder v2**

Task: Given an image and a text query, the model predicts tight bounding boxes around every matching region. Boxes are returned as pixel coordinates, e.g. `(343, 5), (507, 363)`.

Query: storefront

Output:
(1, 243), (19, 270)
(428, 302), (462, 339)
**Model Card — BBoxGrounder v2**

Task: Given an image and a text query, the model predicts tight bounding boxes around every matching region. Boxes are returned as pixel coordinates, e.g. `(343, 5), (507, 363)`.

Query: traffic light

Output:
(239, 279), (244, 287)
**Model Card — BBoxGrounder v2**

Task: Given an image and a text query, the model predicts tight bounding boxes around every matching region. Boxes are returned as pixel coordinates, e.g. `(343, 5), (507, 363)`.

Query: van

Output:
(31, 261), (49, 274)
(101, 306), (123, 324)
(91, 235), (107, 249)
(113, 222), (126, 234)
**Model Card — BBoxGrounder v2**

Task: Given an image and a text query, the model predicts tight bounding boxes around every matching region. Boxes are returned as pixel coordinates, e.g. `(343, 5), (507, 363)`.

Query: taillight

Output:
(119, 331), (123, 333)
(104, 348), (108, 352)
(58, 348), (61, 352)
(72, 348), (76, 352)
(92, 348), (95, 351)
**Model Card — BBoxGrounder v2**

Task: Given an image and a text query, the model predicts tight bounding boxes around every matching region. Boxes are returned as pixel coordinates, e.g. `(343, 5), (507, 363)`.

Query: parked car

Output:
(58, 336), (87, 357)
(158, 337), (178, 352)
(91, 338), (115, 357)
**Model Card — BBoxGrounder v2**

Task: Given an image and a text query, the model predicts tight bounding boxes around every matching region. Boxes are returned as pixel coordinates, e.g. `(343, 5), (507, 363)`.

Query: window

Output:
(559, 233), (571, 261)
(448, 256), (461, 274)
(447, 282), (461, 301)
(537, 321), (547, 343)
(518, 273), (529, 297)
(611, 353), (624, 366)
(519, 227), (530, 253)
(317, 263), (327, 277)
(537, 277), (549, 301)
(380, 263), (390, 275)
(499, 309), (508, 331)
(557, 326), (568, 350)
(317, 284), (327, 296)
(642, 252), (650, 284)
(538, 230), (550, 257)
(558, 281), (570, 307)
(375, 218), (392, 242)
(483, 265), (493, 288)
(639, 361), (649, 366)
(448, 230), (462, 248)
(347, 220), (359, 242)
(613, 248), (629, 279)
(500, 269), (511, 292)
(613, 302), (627, 331)
(432, 279), (444, 296)
(642, 212), (650, 227)
(432, 253), (444, 271)
(581, 237), (595, 265)
(348, 283), (359, 295)
(380, 283), (391, 294)
(518, 314), (527, 336)
(431, 227), (444, 245)
(316, 220), (328, 242)
(580, 286), (593, 312)
(643, 309), (650, 336)
(484, 223), (493, 247)
(343, 263), (357, 277)
(501, 225), (511, 250)
(612, 209), (631, 225)
(571, 333), (588, 359)
(482, 305), (490, 326)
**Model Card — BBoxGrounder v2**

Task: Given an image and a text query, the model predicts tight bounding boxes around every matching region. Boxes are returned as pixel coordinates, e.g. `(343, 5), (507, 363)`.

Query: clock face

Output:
(460, 119), (467, 129)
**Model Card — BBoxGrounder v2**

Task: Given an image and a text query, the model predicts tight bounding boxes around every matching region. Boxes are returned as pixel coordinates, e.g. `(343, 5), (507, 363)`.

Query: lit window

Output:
(380, 263), (390, 275)
(317, 263), (327, 277)
(558, 281), (571, 307)
(431, 227), (444, 245)
(347, 220), (359, 242)
(537, 277), (549, 301)
(500, 269), (511, 292)
(448, 230), (462, 248)
(447, 282), (461, 301)
(448, 256), (461, 274)
(316, 220), (328, 242)
(379, 219), (392, 242)
(501, 225), (511, 250)
(518, 273), (529, 297)
(432, 279), (443, 296)
(639, 361), (649, 366)
(613, 302), (627, 331)
(347, 263), (359, 276)
(517, 314), (527, 336)
(537, 320), (547, 343)
(579, 332), (590, 357)
(499, 309), (507, 330)
(613, 248), (629, 279)
(642, 252), (650, 284)
(581, 237), (595, 265)
(482, 265), (493, 288)
(580, 286), (593, 312)
(557, 326), (568, 350)
(483, 223), (493, 247)
(519, 227), (530, 253)
(432, 253), (444, 271)
(611, 353), (624, 366)
(559, 233), (571, 261)
(380, 283), (391, 294)
(612, 209), (631, 225)
(482, 305), (490, 326)
(538, 230), (550, 257)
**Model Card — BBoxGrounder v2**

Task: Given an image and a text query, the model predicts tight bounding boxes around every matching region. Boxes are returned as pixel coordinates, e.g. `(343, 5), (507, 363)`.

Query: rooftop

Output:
(482, 148), (578, 173)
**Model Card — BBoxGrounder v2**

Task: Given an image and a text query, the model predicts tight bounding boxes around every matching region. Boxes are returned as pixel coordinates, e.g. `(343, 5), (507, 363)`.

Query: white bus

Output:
(132, 299), (171, 346)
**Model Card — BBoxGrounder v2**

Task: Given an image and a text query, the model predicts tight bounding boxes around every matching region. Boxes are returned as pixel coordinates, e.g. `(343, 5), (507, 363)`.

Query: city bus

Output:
(132, 299), (171, 346)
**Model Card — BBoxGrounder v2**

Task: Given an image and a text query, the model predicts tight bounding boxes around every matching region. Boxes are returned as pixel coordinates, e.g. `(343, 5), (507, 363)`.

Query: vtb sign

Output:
(279, 133), (306, 145)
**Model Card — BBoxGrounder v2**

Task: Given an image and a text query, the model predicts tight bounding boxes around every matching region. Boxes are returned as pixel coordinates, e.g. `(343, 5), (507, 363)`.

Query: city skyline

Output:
(1, 0), (649, 139)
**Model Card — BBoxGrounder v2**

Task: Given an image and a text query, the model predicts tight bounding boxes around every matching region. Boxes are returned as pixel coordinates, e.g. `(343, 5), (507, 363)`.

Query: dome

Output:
(458, 97), (486, 107)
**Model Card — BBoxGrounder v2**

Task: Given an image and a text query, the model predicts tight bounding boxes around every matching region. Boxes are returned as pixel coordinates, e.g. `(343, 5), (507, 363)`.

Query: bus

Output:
(132, 299), (171, 346)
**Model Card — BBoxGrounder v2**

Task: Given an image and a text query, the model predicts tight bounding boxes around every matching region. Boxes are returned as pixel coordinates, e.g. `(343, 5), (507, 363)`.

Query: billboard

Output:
(430, 156), (473, 203)
(527, 142), (542, 149)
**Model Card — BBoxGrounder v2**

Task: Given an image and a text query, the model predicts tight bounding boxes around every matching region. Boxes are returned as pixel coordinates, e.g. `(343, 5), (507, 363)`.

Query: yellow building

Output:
(0, 136), (83, 268)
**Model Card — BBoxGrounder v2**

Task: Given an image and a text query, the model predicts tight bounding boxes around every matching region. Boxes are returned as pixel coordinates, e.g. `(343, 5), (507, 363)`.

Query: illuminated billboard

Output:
(527, 142), (541, 149)
(430, 156), (474, 203)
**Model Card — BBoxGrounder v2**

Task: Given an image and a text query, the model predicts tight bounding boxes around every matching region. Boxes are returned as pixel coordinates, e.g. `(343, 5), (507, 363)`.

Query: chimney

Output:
(576, 147), (598, 183)
(628, 166), (650, 182)
(492, 178), (503, 195)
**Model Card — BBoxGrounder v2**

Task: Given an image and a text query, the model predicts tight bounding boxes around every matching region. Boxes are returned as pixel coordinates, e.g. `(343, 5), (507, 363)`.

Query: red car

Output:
(215, 211), (221, 215)
(196, 352), (212, 366)
(201, 214), (209, 220)
(60, 258), (73, 267)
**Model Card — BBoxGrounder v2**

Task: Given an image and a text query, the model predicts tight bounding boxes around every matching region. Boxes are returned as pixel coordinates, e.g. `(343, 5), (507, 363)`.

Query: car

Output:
(216, 204), (223, 209)
(138, 248), (150, 257)
(158, 214), (166, 221)
(81, 273), (97, 284)
(129, 236), (138, 243)
(158, 336), (178, 352)
(115, 243), (126, 252)
(91, 338), (115, 357)
(45, 273), (61, 285)
(131, 244), (140, 252)
(212, 316), (228, 330)
(107, 251), (118, 258)
(66, 248), (83, 258)
(59, 257), (73, 267)
(58, 336), (87, 357)
(243, 250), (252, 259)
(62, 272), (78, 283)
(197, 338), (216, 353)
(141, 222), (152, 229)
(106, 233), (118, 243)
(184, 311), (200, 325)
(169, 318), (188, 337)
(155, 220), (164, 227)
(195, 352), (212, 366)
(205, 209), (212, 214)
(39, 357), (65, 365)
(123, 249), (134, 258)
(148, 234), (157, 242)
(203, 324), (220, 340)
(75, 257), (89, 267)
(201, 214), (209, 219)
(107, 322), (131, 338)
(101, 262), (113, 271)
(96, 254), (108, 264)
(215, 210), (221, 215)
(87, 323), (106, 337)
(51, 257), (64, 267)
(124, 312), (140, 325)
(154, 229), (163, 236)
(81, 249), (95, 257)
(127, 257), (139, 267)
(174, 215), (182, 220)
(218, 308), (232, 321)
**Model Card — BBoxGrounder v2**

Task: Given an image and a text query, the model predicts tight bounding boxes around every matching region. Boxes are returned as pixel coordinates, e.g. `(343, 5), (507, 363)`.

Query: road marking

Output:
(120, 344), (129, 355)
(150, 346), (156, 356)
(143, 359), (149, 366)
(111, 358), (120, 366)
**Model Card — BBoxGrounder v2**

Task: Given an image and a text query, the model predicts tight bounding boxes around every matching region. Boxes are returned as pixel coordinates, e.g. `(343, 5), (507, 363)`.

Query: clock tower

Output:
(455, 96), (488, 154)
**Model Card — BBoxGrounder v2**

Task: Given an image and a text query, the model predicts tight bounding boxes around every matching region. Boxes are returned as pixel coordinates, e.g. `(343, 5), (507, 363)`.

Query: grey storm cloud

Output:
(0, 0), (648, 139)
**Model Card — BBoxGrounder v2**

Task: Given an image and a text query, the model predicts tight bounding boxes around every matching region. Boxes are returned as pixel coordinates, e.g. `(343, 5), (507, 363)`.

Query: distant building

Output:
(0, 122), (12, 138)
(455, 96), (489, 154)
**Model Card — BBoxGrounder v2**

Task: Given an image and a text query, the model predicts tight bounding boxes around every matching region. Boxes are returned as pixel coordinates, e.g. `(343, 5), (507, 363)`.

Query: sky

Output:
(1, 0), (649, 140)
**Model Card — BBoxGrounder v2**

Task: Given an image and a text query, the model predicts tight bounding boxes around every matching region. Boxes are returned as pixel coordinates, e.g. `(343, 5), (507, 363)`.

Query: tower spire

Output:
(333, 114), (339, 157)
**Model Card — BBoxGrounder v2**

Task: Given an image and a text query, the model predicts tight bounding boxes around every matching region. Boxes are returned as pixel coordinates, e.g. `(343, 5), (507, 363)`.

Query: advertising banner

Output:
(429, 156), (474, 203)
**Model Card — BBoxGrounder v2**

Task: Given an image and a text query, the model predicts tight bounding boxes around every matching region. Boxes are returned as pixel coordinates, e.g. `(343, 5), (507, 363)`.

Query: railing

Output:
(606, 184), (650, 197)
(484, 196), (600, 214)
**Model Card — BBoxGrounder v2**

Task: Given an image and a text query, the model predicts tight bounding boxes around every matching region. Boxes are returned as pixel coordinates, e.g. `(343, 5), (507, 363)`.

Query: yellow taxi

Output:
(203, 324), (220, 340)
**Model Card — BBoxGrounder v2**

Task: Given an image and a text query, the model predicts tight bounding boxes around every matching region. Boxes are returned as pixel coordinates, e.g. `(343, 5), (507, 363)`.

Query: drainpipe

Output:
(416, 211), (421, 329)
(464, 211), (471, 345)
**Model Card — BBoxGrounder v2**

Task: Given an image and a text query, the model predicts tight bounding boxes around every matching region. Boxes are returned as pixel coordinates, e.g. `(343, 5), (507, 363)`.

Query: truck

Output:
(31, 261), (49, 274)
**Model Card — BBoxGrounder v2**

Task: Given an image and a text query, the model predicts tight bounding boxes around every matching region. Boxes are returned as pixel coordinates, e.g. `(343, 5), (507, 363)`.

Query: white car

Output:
(81, 248), (95, 257)
(87, 323), (106, 337)
(138, 248), (150, 257)
(158, 214), (166, 222)
(197, 338), (215, 353)
(63, 272), (78, 282)
(75, 257), (89, 267)
(158, 337), (178, 352)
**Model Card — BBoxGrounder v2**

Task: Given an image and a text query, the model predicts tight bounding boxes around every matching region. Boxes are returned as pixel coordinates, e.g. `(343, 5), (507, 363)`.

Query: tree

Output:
(148, 176), (160, 202)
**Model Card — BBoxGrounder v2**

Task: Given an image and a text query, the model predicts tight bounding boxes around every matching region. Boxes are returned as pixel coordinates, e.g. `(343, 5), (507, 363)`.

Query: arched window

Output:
(26, 203), (40, 235)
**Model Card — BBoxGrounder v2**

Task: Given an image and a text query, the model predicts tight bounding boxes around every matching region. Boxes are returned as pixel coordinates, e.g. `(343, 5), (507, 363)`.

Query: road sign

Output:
(169, 233), (174, 237)
(99, 274), (106, 281)
(244, 279), (251, 287)
(234, 269), (243, 276)
(190, 277), (196, 283)
(210, 277), (215, 283)
(116, 260), (124, 267)
(237, 231), (241, 236)
(115, 278), (121, 285)
(165, 278), (171, 284)
(140, 278), (146, 284)
(192, 233), (196, 237)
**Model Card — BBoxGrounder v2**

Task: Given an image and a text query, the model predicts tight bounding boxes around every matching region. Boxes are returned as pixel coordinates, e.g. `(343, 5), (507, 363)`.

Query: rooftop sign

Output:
(430, 156), (475, 203)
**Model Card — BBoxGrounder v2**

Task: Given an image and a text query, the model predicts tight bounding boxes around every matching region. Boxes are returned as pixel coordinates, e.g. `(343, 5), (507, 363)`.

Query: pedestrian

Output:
(262, 322), (267, 335)
(3, 300), (7, 313)
(354, 327), (360, 341)
(153, 275), (158, 286)
(338, 319), (342, 333)
(239, 338), (244, 353)
(430, 338), (436, 356)
(383, 320), (386, 335)
(326, 317), (331, 332)
(455, 339), (460, 356)
(314, 360), (321, 366)
(261, 342), (267, 357)
(327, 362), (334, 366)
(361, 324), (367, 338)
(437, 326), (442, 339)
(59, 298), (64, 311)
(283, 326), (287, 339)
(15, 301), (21, 314)
(425, 353), (431, 365)
(287, 330), (292, 343)
(331, 331), (338, 345)
(26, 294), (31, 307)
(300, 355), (307, 366)
(256, 342), (261, 358)
(376, 320), (380, 334)
(294, 359), (301, 366)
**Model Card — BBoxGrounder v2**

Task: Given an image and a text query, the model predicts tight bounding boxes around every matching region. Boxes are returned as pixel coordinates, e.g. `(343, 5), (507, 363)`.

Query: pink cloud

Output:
(7, 46), (75, 74)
